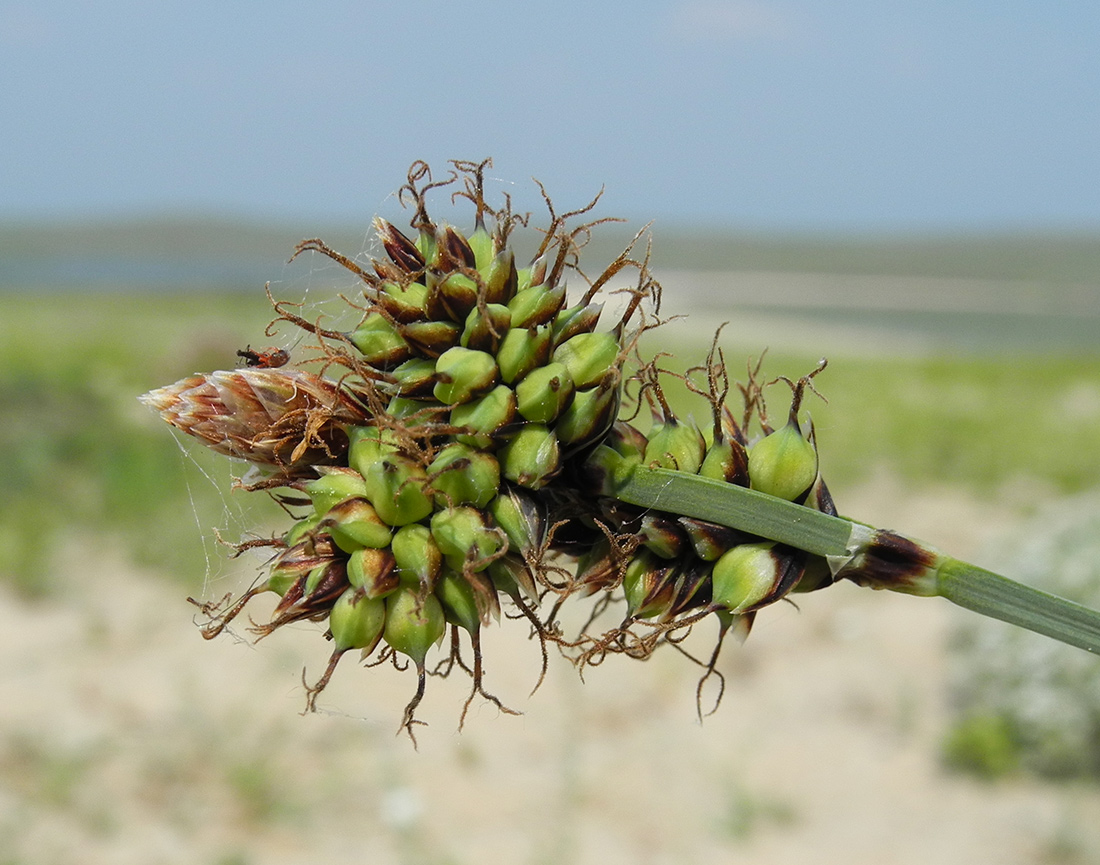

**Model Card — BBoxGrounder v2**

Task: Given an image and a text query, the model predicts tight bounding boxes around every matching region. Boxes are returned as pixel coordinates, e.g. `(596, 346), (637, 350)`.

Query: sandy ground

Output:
(3, 476), (1099, 865)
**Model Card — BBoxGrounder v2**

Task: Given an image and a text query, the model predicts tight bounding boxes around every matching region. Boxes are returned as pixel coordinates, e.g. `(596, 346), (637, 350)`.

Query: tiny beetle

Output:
(237, 345), (290, 368)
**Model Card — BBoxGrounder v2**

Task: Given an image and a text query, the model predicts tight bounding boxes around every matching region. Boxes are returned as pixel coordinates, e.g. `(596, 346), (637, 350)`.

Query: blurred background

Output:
(3, 1), (1100, 863)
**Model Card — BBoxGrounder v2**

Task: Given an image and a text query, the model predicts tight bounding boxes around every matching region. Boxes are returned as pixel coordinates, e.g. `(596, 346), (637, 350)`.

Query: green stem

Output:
(613, 466), (852, 558)
(937, 559), (1100, 654)
(613, 465), (1100, 654)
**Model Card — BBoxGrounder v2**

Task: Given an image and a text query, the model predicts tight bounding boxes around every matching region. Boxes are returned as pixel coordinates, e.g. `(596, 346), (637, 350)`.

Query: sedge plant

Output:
(141, 159), (1100, 742)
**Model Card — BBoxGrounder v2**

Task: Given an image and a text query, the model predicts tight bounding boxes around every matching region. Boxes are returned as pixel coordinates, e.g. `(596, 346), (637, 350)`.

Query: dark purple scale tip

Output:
(375, 218), (426, 273)
(440, 225), (477, 270)
(841, 530), (941, 595)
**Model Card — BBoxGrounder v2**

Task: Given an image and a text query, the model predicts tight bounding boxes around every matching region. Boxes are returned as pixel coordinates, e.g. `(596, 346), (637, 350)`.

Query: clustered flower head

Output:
(141, 159), (839, 741)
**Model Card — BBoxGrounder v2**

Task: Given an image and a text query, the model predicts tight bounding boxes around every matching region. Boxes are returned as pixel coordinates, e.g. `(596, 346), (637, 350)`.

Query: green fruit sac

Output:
(580, 443), (636, 496)
(321, 497), (393, 552)
(383, 588), (446, 664)
(390, 524), (442, 592)
(460, 303), (512, 354)
(348, 426), (397, 476)
(362, 454), (434, 526)
(390, 357), (437, 398)
(379, 281), (428, 321)
(515, 256), (547, 294)
(508, 283), (566, 328)
(482, 248), (517, 304)
(747, 419), (818, 501)
(433, 346), (499, 404)
(306, 469), (369, 516)
(622, 550), (679, 619)
(450, 385), (516, 446)
(699, 437), (749, 486)
(606, 421), (649, 460)
(552, 331), (619, 388)
(638, 513), (685, 559)
(555, 382), (619, 449)
(710, 541), (805, 613)
(467, 226), (494, 272)
(349, 313), (411, 367)
(679, 517), (750, 562)
(402, 319), (462, 357)
(433, 272), (479, 321)
(644, 417), (705, 473)
(430, 506), (505, 572)
(552, 302), (603, 348)
(265, 567), (301, 598)
(329, 588), (387, 653)
(428, 443), (500, 508)
(488, 485), (545, 556)
(514, 362), (575, 423)
(302, 562), (340, 600)
(496, 326), (551, 384)
(499, 424), (561, 489)
(346, 547), (399, 598)
(284, 512), (322, 548)
(385, 396), (427, 421)
(436, 571), (483, 633)
(710, 543), (777, 613)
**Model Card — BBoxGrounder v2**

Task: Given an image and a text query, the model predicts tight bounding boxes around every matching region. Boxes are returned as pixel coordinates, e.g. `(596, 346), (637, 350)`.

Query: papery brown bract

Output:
(140, 368), (352, 470)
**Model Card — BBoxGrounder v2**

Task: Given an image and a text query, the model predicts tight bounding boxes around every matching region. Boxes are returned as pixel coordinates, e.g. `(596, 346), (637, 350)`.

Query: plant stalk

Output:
(613, 465), (1100, 654)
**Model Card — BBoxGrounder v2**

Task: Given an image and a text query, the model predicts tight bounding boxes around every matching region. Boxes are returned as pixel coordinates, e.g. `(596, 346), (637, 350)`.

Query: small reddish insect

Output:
(237, 345), (290, 368)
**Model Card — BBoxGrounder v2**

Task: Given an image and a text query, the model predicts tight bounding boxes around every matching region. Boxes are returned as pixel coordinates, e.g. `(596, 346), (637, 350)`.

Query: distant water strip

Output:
(655, 270), (1100, 355)
(0, 255), (282, 291)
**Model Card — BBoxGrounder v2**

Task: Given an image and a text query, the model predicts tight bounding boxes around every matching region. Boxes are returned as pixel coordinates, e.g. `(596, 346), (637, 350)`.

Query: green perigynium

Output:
(748, 418), (817, 502)
(144, 157), (1097, 742)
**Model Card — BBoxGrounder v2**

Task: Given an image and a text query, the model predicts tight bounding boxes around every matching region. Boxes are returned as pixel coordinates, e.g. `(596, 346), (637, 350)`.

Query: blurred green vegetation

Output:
(1, 270), (1097, 597)
(0, 292), (285, 596)
(941, 714), (1021, 779)
(942, 491), (1100, 783)
(646, 339), (1100, 496)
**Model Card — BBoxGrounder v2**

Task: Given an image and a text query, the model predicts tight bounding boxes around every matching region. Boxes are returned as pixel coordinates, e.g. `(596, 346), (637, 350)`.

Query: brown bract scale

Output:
(139, 368), (354, 470)
(375, 216), (425, 273)
(839, 530), (943, 596)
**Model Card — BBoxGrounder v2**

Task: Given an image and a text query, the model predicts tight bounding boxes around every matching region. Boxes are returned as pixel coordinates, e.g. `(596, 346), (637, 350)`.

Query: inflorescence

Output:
(141, 159), (839, 742)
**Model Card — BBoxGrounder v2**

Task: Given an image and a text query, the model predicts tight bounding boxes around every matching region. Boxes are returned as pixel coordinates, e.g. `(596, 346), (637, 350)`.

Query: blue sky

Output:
(2, 0), (1099, 230)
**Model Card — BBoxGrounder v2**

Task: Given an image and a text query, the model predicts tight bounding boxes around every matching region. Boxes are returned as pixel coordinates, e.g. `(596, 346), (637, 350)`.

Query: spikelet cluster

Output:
(141, 159), (839, 737)
(570, 349), (837, 700)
